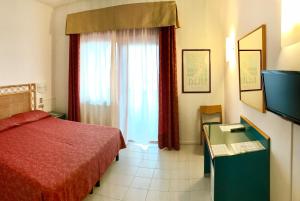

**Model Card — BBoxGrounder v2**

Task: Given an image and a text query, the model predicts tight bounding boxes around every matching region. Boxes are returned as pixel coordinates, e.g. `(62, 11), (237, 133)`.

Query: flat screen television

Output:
(262, 70), (300, 124)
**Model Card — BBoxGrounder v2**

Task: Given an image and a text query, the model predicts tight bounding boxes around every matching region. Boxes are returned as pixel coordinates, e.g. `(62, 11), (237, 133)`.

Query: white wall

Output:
(292, 124), (300, 201)
(51, 0), (225, 144)
(0, 0), (53, 111)
(176, 0), (225, 144)
(222, 0), (300, 201)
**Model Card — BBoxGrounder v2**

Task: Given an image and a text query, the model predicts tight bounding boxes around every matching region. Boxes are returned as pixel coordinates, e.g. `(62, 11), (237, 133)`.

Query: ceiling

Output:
(37, 0), (80, 7)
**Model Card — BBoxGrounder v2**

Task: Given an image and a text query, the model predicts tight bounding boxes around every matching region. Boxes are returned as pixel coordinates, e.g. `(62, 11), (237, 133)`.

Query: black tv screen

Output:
(262, 70), (300, 124)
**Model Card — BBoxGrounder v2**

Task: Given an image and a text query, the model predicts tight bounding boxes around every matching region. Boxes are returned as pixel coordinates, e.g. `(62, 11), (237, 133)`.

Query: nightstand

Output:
(49, 111), (66, 120)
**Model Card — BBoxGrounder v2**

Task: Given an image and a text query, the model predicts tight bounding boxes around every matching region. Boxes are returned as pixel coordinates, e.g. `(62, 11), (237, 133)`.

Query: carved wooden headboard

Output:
(0, 84), (36, 120)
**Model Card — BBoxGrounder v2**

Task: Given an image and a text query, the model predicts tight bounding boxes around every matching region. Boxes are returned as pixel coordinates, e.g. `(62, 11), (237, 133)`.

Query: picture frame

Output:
(238, 50), (262, 91)
(182, 49), (211, 93)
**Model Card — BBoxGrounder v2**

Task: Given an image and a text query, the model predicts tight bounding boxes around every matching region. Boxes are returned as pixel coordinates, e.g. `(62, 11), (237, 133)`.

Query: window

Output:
(80, 29), (159, 143)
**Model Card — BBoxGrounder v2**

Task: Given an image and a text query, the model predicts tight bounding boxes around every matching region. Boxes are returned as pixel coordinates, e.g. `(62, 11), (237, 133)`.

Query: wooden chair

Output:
(199, 105), (223, 145)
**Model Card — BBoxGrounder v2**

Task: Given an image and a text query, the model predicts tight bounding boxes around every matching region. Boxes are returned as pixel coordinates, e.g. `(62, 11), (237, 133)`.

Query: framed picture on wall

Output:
(182, 49), (211, 93)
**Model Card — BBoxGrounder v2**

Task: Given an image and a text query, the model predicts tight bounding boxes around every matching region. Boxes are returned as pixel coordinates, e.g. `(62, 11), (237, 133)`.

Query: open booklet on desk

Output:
(211, 144), (232, 156)
(211, 141), (265, 156)
(219, 124), (245, 132)
(231, 141), (265, 154)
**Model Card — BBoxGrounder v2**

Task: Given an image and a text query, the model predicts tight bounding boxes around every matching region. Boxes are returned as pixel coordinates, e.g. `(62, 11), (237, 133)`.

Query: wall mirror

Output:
(238, 25), (266, 112)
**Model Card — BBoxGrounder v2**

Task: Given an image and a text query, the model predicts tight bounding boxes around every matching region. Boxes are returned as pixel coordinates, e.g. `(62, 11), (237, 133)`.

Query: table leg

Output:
(204, 140), (211, 176)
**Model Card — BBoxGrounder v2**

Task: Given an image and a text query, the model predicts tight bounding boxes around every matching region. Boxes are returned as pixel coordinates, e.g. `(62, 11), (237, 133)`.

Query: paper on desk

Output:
(219, 124), (244, 132)
(231, 141), (264, 154)
(211, 144), (231, 156)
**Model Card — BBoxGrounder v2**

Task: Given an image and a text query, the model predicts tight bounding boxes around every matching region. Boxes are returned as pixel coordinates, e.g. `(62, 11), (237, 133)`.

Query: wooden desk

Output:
(204, 116), (270, 201)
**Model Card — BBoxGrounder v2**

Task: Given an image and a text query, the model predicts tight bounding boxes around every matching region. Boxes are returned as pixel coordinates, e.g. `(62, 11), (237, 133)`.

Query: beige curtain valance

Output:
(66, 1), (180, 35)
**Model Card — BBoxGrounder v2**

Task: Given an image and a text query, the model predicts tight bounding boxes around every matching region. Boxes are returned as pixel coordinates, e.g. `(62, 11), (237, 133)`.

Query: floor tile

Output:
(189, 163), (204, 179)
(122, 188), (148, 201)
(153, 169), (171, 179)
(190, 190), (211, 201)
(126, 143), (148, 153)
(169, 191), (191, 201)
(110, 166), (139, 176)
(177, 154), (189, 161)
(189, 178), (210, 191)
(170, 169), (189, 179)
(116, 157), (143, 167)
(138, 160), (158, 168)
(131, 177), (152, 189)
(85, 194), (119, 201)
(144, 153), (160, 161)
(189, 159), (204, 168)
(136, 168), (155, 178)
(98, 183), (128, 200)
(158, 161), (177, 170)
(189, 169), (204, 179)
(84, 143), (210, 201)
(120, 150), (144, 160)
(149, 179), (170, 191)
(147, 146), (160, 154)
(169, 179), (190, 192)
(103, 174), (134, 187)
(146, 191), (170, 201)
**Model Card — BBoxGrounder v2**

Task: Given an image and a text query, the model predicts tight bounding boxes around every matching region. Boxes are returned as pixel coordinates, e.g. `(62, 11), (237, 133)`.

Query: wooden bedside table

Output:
(49, 111), (66, 120)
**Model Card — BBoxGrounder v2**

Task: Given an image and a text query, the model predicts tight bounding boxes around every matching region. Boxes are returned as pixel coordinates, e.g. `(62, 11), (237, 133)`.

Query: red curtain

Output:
(68, 34), (81, 122)
(158, 26), (180, 150)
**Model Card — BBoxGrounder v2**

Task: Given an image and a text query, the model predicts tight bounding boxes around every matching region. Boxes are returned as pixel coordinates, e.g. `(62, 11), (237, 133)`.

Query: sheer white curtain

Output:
(80, 29), (159, 144)
(80, 32), (114, 125)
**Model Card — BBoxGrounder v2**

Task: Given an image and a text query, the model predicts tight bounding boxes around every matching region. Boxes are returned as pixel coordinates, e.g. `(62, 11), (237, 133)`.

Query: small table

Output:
(49, 111), (66, 120)
(204, 116), (270, 201)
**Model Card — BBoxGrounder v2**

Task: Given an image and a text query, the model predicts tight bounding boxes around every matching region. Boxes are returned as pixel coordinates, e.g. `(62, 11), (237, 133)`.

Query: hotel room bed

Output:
(0, 110), (126, 201)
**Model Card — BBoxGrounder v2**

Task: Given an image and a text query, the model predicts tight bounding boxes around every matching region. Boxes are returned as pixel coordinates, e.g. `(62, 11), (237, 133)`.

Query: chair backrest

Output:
(200, 105), (222, 123)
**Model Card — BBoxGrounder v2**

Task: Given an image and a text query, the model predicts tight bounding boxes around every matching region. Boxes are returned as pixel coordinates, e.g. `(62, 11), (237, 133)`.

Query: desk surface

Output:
(204, 124), (266, 157)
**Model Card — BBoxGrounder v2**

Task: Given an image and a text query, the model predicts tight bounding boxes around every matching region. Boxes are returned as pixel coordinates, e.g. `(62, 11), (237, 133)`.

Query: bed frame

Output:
(0, 84), (36, 120)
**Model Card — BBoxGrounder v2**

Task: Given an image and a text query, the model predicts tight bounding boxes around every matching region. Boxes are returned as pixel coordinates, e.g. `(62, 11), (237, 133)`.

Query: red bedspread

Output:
(0, 113), (126, 201)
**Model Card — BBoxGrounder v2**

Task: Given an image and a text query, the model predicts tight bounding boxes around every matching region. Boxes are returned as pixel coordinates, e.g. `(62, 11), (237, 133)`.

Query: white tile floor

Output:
(84, 143), (211, 201)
